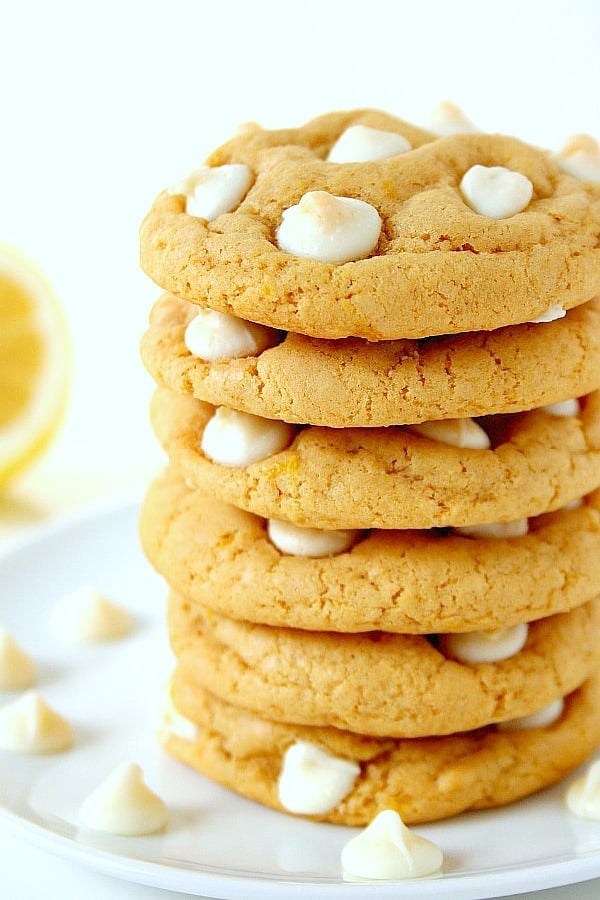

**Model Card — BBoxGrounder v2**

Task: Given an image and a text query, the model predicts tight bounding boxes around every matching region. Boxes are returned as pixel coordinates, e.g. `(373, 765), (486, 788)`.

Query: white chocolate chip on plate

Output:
(327, 125), (411, 163)
(0, 627), (36, 690)
(341, 809), (443, 880)
(276, 191), (382, 264)
(460, 165), (533, 218)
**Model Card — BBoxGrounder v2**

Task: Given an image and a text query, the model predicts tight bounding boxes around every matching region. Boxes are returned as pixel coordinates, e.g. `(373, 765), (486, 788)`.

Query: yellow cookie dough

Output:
(140, 110), (600, 340)
(150, 387), (600, 529)
(140, 469), (600, 633)
(163, 674), (600, 825)
(169, 596), (600, 738)
(142, 295), (600, 427)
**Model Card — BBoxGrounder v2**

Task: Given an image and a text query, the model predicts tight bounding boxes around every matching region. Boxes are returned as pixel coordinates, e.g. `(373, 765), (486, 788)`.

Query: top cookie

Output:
(140, 109), (600, 340)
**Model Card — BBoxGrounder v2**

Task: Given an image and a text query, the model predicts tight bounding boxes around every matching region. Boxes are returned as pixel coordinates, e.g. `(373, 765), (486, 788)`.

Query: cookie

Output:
(141, 469), (600, 633)
(149, 387), (600, 528)
(163, 674), (600, 825)
(168, 596), (600, 738)
(139, 110), (600, 340)
(141, 295), (600, 427)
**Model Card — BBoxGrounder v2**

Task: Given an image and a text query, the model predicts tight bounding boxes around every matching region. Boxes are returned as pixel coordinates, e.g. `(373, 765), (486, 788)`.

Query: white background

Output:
(1, 1), (600, 897)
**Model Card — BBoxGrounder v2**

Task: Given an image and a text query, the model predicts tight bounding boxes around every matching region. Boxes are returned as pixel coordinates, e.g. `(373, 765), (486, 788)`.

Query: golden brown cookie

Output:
(140, 469), (600, 633)
(139, 110), (600, 340)
(168, 596), (600, 738)
(150, 387), (600, 528)
(163, 674), (600, 825)
(141, 295), (600, 427)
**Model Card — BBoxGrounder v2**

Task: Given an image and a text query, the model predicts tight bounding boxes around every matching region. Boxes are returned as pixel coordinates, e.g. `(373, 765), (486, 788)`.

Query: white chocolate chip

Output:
(158, 682), (200, 744)
(0, 692), (73, 754)
(268, 519), (359, 558)
(169, 164), (252, 220)
(51, 587), (132, 643)
(556, 135), (600, 183)
(440, 623), (529, 664)
(341, 809), (443, 880)
(565, 760), (600, 819)
(0, 627), (36, 690)
(409, 418), (490, 450)
(454, 519), (529, 539)
(530, 304), (566, 324)
(278, 741), (360, 815)
(184, 308), (277, 362)
(460, 165), (533, 218)
(276, 191), (382, 265)
(562, 497), (584, 510)
(201, 407), (295, 467)
(543, 398), (580, 418)
(429, 101), (478, 136)
(498, 698), (564, 731)
(327, 125), (411, 163)
(79, 762), (169, 836)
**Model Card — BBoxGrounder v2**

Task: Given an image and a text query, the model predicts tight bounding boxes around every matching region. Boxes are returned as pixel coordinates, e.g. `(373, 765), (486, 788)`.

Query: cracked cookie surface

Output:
(141, 469), (600, 633)
(150, 387), (600, 528)
(168, 595), (600, 738)
(142, 294), (600, 427)
(140, 110), (600, 340)
(163, 674), (600, 825)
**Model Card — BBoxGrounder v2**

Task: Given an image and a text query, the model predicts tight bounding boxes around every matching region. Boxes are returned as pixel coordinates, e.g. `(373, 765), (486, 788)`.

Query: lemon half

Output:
(0, 245), (70, 488)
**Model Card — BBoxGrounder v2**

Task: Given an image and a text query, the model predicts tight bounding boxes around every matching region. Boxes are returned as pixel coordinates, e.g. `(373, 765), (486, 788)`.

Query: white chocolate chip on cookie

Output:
(430, 101), (478, 136)
(530, 304), (567, 324)
(184, 308), (278, 362)
(267, 519), (359, 558)
(556, 135), (600, 183)
(498, 698), (564, 731)
(454, 519), (529, 539)
(409, 418), (491, 450)
(327, 125), (411, 163)
(460, 165), (533, 218)
(543, 398), (580, 417)
(278, 741), (360, 814)
(440, 623), (529, 664)
(169, 164), (253, 220)
(276, 191), (382, 264)
(201, 407), (295, 467)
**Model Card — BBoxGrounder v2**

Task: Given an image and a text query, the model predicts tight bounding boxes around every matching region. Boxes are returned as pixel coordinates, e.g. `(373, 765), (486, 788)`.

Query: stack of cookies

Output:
(139, 110), (600, 825)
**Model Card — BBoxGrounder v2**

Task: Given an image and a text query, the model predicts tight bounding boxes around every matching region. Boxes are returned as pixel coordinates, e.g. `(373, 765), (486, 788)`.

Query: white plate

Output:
(1, 499), (600, 899)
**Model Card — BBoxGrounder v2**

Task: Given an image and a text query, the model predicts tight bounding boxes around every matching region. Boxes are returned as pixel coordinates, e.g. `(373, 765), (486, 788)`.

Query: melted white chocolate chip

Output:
(530, 303), (566, 324)
(341, 809), (443, 880)
(440, 623), (529, 664)
(0, 627), (36, 690)
(184, 308), (277, 362)
(543, 398), (580, 417)
(498, 698), (564, 731)
(278, 741), (360, 815)
(556, 135), (600, 183)
(454, 519), (529, 539)
(52, 587), (132, 643)
(201, 407), (295, 467)
(276, 191), (382, 265)
(170, 164), (252, 220)
(565, 760), (600, 819)
(327, 125), (411, 163)
(79, 762), (168, 836)
(409, 418), (490, 450)
(460, 165), (533, 219)
(0, 692), (73, 753)
(268, 519), (359, 558)
(429, 101), (478, 136)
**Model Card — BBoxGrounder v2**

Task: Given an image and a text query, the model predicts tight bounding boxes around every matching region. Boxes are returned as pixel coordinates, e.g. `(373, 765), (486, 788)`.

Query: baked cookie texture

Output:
(139, 110), (600, 340)
(169, 595), (600, 738)
(142, 295), (600, 427)
(164, 674), (600, 825)
(141, 469), (600, 633)
(150, 387), (600, 528)
(140, 107), (600, 826)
